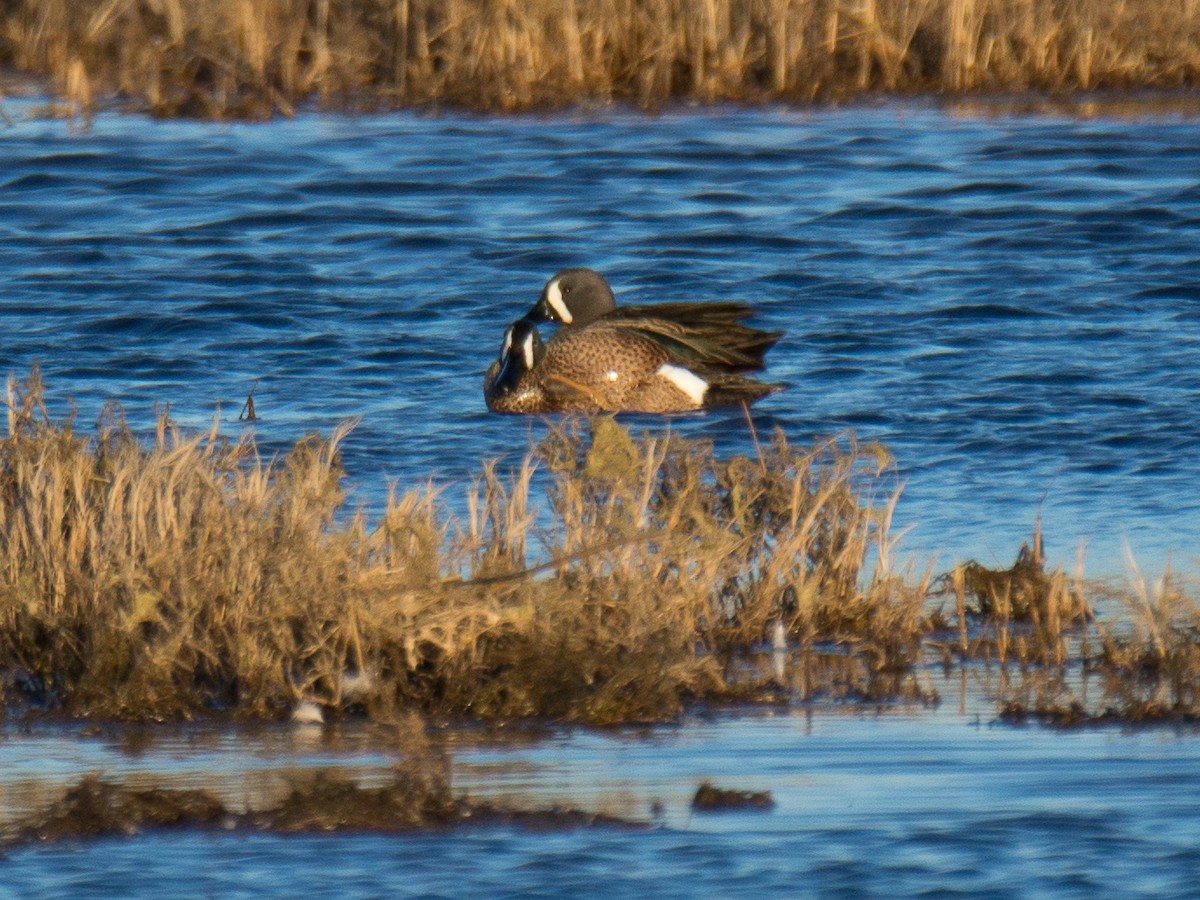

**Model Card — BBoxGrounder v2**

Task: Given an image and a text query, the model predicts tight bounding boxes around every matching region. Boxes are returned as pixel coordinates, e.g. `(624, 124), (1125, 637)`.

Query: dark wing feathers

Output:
(602, 313), (782, 373)
(703, 376), (787, 408)
(603, 302), (758, 328)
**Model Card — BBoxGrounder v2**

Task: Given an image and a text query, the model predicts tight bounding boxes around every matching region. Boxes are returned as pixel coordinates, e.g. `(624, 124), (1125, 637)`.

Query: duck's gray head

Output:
(527, 268), (616, 327)
(492, 317), (545, 394)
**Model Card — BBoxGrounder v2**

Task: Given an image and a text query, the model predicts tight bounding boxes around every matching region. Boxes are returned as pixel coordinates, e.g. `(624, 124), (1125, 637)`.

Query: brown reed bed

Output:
(1, 0), (1198, 118)
(3, 371), (1199, 728)
(935, 536), (1200, 727)
(928, 526), (1094, 670)
(999, 560), (1200, 727)
(0, 370), (923, 724)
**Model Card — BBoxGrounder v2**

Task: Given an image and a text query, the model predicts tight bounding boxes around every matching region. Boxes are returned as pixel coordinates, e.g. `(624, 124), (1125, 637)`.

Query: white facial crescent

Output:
(522, 332), (536, 369)
(545, 278), (573, 324)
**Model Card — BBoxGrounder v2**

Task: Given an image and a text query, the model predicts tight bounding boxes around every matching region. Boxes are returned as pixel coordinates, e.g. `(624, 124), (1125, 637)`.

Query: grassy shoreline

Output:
(0, 373), (1196, 727)
(1, 0), (1198, 118)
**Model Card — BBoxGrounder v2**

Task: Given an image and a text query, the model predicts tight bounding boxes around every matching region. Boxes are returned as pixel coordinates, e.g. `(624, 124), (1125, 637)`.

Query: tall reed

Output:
(1095, 556), (1200, 719)
(936, 525), (1093, 668)
(0, 373), (917, 722)
(4, 374), (1200, 726)
(2, 0), (1197, 117)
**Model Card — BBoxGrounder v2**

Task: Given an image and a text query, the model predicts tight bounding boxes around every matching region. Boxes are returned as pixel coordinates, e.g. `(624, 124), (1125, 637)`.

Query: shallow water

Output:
(1, 100), (1199, 572)
(3, 695), (1200, 898)
(3, 99), (1200, 896)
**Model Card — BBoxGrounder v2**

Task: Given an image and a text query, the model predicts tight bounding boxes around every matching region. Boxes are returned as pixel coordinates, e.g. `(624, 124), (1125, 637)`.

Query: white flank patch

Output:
(656, 363), (708, 405)
(545, 279), (573, 323)
(522, 332), (536, 369)
(502, 327), (512, 355)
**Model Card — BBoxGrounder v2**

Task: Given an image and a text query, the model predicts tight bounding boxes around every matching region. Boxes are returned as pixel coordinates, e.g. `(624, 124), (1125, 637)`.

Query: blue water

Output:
(2, 706), (1200, 898)
(3, 99), (1200, 896)
(2, 101), (1199, 571)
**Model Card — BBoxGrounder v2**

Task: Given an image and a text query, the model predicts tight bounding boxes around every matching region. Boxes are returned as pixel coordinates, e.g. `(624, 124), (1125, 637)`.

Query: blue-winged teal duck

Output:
(525, 267), (783, 376)
(484, 317), (547, 412)
(484, 273), (785, 415)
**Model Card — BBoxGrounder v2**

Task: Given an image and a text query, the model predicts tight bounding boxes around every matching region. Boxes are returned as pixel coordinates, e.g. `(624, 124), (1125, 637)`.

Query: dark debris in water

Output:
(3, 770), (644, 848)
(691, 782), (774, 812)
(11, 776), (229, 842)
(998, 700), (1200, 730)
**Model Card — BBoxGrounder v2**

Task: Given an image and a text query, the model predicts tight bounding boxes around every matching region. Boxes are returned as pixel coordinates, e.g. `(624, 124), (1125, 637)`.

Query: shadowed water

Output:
(1, 101), (1199, 571)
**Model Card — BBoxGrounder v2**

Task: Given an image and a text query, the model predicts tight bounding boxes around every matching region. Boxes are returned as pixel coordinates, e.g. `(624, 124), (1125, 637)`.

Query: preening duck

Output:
(484, 284), (784, 414)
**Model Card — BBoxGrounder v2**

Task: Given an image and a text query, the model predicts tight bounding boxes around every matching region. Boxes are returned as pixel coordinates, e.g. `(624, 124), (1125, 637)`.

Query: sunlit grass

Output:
(947, 541), (1200, 726)
(2, 0), (1198, 118)
(2, 371), (1198, 727)
(0, 371), (920, 723)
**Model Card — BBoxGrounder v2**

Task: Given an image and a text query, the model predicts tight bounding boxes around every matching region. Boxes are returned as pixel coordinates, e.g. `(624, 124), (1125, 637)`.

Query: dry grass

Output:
(0, 370), (365, 719)
(930, 525), (1093, 669)
(0, 371), (918, 724)
(1091, 558), (1200, 721)
(5, 371), (1200, 728)
(1, 0), (1198, 117)
(973, 550), (1200, 727)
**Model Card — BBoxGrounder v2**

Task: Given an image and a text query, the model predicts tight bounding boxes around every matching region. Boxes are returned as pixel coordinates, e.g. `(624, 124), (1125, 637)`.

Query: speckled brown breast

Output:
(543, 324), (705, 412)
(483, 324), (703, 414)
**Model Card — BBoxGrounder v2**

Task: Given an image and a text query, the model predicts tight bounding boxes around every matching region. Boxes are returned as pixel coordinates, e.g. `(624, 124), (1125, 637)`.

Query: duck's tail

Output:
(703, 375), (787, 409)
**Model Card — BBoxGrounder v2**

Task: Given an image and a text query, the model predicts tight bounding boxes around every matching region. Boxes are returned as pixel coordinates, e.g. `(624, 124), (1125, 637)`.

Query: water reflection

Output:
(4, 693), (1200, 895)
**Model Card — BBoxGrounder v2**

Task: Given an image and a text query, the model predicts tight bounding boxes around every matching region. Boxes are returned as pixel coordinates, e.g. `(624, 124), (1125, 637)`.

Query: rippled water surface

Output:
(3, 702), (1200, 898)
(3, 99), (1200, 896)
(2, 100), (1199, 569)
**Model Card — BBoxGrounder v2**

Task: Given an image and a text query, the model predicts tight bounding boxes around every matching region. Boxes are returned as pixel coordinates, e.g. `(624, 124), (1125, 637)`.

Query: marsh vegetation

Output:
(1, 0), (1198, 117)
(0, 372), (1196, 728)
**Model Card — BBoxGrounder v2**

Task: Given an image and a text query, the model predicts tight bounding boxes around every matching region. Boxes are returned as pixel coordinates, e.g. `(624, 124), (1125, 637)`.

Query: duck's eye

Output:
(544, 281), (573, 323)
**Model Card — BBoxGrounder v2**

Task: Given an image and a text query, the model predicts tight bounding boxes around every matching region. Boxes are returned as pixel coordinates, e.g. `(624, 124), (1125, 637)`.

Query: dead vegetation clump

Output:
(533, 418), (930, 704)
(2, 0), (1199, 118)
(4, 775), (230, 844)
(367, 416), (924, 722)
(1088, 561), (1200, 723)
(929, 526), (1093, 670)
(0, 373), (919, 724)
(0, 371), (364, 720)
(967, 551), (1200, 728)
(2, 763), (639, 847)
(692, 781), (774, 811)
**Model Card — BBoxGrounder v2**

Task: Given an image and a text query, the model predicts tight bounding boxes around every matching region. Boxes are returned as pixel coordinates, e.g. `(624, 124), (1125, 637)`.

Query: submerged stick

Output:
(239, 380), (258, 421)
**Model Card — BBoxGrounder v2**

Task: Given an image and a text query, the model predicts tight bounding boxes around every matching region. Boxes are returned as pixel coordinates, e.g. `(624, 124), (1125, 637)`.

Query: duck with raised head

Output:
(483, 311), (784, 415)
